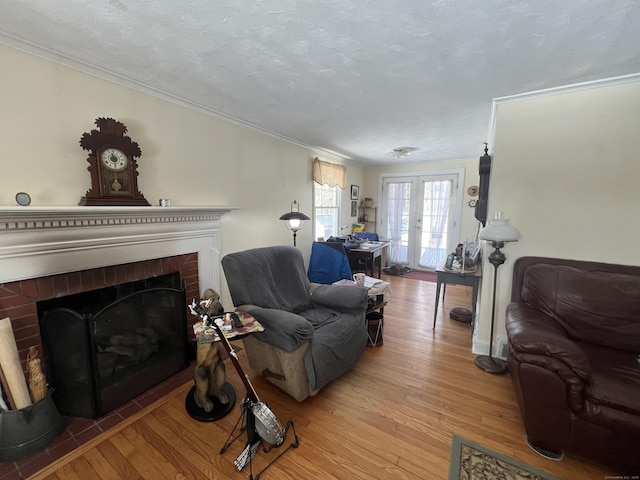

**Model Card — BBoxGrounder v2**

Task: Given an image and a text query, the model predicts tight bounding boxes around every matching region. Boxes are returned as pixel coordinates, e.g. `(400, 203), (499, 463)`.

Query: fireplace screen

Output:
(38, 275), (188, 418)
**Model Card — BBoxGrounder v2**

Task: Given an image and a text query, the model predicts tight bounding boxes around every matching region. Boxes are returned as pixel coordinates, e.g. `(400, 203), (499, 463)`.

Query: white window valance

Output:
(312, 158), (346, 189)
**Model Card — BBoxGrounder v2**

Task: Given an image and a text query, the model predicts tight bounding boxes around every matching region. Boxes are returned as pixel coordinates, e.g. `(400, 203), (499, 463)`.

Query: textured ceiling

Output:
(1, 1), (639, 165)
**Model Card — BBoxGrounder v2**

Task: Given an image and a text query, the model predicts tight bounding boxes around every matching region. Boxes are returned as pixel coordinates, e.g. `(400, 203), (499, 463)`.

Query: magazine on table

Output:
(333, 276), (391, 296)
(363, 275), (389, 288)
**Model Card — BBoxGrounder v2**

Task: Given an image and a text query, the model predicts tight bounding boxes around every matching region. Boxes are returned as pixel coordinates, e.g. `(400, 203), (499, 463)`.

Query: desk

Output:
(433, 261), (482, 330)
(348, 242), (390, 278)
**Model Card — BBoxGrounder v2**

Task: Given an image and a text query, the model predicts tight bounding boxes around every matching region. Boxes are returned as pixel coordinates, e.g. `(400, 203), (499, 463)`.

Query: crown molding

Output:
(0, 34), (348, 162)
(486, 73), (640, 152)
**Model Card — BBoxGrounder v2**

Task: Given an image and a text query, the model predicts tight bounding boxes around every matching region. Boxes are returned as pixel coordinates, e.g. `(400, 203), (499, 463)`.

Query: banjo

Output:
(189, 298), (297, 473)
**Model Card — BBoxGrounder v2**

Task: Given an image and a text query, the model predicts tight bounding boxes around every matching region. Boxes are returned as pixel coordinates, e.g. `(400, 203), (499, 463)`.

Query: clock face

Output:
(101, 148), (129, 172)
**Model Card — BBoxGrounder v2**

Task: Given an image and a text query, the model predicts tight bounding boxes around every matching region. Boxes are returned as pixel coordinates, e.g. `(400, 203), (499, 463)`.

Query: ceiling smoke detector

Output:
(390, 147), (417, 158)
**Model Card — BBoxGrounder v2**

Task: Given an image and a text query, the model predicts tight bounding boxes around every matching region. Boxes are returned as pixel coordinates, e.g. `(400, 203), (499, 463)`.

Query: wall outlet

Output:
(495, 335), (508, 360)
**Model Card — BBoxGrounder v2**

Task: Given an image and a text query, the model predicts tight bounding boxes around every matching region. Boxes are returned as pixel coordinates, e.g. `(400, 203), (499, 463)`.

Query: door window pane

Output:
(419, 179), (452, 269)
(385, 181), (412, 264)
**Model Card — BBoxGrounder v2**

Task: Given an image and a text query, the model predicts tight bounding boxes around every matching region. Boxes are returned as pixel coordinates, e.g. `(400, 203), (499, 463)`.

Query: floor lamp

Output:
(474, 211), (520, 374)
(279, 200), (310, 247)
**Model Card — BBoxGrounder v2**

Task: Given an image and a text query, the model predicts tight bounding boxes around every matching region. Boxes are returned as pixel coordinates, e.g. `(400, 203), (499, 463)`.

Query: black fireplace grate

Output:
(38, 275), (188, 418)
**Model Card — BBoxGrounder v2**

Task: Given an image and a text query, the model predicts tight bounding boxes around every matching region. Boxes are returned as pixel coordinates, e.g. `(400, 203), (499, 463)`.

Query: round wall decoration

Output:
(16, 192), (31, 206)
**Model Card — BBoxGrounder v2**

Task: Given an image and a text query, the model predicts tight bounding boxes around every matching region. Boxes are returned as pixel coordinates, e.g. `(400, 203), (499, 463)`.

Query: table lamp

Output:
(474, 211), (520, 374)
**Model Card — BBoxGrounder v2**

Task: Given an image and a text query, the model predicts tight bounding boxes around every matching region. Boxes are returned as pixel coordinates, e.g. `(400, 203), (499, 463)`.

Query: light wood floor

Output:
(29, 275), (613, 480)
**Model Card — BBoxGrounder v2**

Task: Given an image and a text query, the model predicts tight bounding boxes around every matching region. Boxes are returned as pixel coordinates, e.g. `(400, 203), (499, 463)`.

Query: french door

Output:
(381, 171), (462, 270)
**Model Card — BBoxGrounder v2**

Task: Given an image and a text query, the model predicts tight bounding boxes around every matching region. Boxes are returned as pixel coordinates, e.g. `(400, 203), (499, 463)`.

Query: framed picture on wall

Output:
(351, 200), (357, 217)
(350, 185), (359, 200)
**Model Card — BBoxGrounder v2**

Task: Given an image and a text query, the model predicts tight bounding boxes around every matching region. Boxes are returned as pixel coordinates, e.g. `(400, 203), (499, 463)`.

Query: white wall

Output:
(0, 43), (364, 307)
(476, 78), (640, 355)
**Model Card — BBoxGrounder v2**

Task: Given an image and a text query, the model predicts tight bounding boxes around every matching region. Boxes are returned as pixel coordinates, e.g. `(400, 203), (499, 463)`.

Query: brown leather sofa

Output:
(506, 256), (640, 472)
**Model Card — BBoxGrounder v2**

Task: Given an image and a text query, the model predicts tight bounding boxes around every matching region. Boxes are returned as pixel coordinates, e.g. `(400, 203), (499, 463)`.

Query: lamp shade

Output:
(279, 211), (310, 231)
(479, 211), (520, 243)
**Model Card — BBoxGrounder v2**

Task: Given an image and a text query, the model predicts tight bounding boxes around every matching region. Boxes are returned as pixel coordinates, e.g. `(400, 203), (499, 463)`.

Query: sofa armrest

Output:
(310, 284), (368, 311)
(242, 306), (313, 353)
(236, 304), (259, 313)
(506, 302), (591, 379)
(507, 302), (592, 413)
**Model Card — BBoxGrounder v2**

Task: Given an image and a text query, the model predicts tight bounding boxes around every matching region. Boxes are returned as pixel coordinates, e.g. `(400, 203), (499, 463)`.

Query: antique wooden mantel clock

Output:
(79, 117), (150, 206)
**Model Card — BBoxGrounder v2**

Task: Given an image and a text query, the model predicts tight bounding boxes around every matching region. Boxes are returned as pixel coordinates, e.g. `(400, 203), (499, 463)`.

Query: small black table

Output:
(433, 260), (482, 330)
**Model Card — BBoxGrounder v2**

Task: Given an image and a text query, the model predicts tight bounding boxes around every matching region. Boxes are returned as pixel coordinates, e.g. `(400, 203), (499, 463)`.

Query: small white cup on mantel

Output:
(353, 273), (366, 287)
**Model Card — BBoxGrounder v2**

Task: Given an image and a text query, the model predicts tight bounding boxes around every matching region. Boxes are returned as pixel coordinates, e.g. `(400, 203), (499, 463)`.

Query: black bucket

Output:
(0, 389), (64, 462)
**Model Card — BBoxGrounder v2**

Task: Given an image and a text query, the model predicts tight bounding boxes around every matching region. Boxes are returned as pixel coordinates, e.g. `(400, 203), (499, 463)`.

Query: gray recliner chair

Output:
(221, 245), (368, 401)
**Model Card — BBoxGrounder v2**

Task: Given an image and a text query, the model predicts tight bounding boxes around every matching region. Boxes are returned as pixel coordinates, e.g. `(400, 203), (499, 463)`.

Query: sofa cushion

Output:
(222, 246), (313, 313)
(311, 284), (369, 311)
(580, 342), (640, 416)
(521, 264), (640, 352)
(299, 308), (367, 391)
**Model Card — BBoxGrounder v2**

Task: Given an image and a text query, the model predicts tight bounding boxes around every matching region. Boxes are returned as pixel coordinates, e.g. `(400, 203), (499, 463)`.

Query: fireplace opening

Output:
(37, 273), (189, 418)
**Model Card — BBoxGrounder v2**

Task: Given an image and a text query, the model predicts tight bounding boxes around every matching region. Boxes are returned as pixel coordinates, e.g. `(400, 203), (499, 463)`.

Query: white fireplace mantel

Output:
(0, 206), (237, 289)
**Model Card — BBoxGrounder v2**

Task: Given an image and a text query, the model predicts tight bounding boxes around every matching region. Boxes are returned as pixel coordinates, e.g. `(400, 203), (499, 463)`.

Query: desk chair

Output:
(308, 241), (352, 284)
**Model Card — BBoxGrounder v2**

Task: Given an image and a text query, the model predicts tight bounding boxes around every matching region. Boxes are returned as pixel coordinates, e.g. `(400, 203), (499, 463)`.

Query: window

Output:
(314, 182), (341, 240)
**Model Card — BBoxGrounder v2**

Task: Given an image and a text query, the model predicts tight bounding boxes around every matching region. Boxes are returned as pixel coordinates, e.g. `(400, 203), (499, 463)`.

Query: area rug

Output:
(398, 270), (437, 282)
(383, 264), (438, 282)
(449, 435), (561, 480)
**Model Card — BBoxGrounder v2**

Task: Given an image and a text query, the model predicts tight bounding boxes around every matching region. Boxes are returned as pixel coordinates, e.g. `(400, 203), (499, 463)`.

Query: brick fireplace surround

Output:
(0, 206), (233, 479)
(3, 253), (199, 364)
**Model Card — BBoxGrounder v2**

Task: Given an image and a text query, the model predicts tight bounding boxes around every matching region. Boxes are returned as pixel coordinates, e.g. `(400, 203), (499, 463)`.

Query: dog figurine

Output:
(194, 288), (228, 412)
